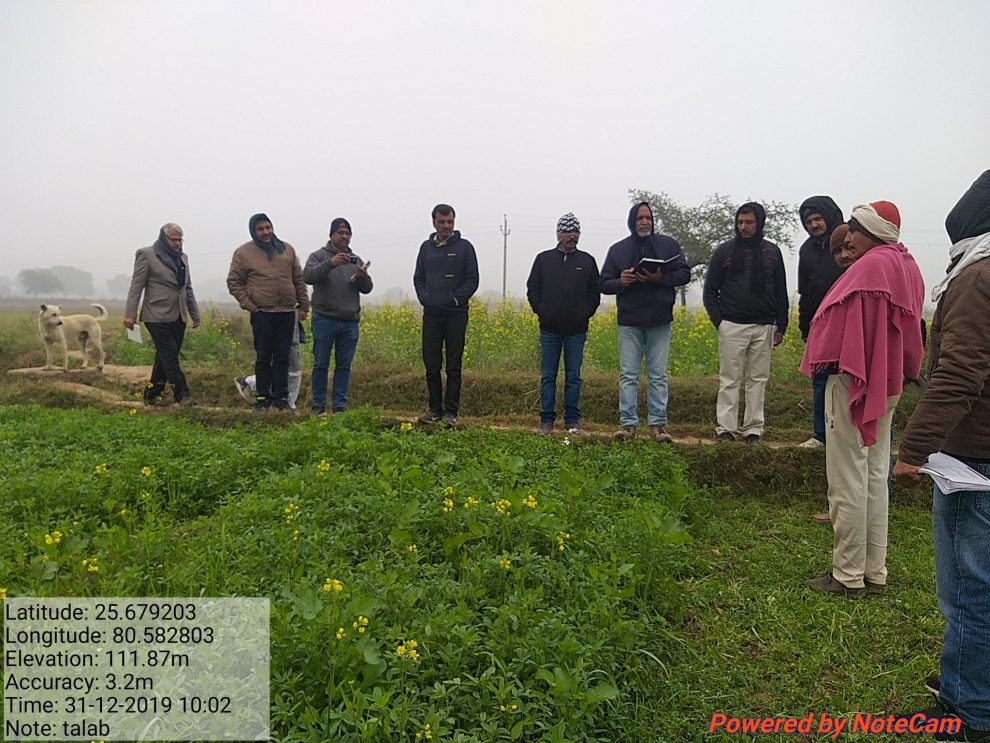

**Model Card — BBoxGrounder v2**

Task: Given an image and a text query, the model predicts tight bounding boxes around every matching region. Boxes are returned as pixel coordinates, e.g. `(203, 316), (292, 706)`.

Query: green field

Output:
(0, 303), (942, 741)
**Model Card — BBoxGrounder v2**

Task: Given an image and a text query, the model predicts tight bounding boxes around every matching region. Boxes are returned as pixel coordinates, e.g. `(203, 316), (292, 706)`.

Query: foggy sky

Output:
(2, 0), (988, 305)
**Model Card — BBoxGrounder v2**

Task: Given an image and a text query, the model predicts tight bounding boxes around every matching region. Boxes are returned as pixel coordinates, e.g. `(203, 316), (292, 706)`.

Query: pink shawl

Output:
(800, 244), (925, 446)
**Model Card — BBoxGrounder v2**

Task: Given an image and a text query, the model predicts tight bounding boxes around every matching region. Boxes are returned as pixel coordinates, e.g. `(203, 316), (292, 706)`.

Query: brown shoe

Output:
(648, 425), (673, 443)
(614, 425), (636, 441)
(864, 579), (885, 596)
(813, 512), (831, 525)
(806, 572), (863, 598)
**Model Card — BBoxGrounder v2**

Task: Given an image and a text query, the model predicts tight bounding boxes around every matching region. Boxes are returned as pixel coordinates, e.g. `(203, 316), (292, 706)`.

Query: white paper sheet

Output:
(918, 452), (990, 494)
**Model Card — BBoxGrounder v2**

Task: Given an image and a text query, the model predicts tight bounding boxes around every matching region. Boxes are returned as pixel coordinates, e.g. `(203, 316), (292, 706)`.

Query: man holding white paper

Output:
(894, 170), (990, 740)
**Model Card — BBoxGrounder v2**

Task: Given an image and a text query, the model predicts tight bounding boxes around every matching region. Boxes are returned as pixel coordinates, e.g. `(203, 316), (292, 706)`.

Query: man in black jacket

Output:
(412, 204), (479, 426)
(526, 213), (601, 435)
(797, 196), (845, 448)
(703, 202), (789, 444)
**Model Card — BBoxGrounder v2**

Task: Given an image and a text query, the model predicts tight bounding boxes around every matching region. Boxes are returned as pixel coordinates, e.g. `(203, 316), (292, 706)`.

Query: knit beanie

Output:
(829, 223), (850, 250)
(330, 217), (352, 236)
(556, 212), (580, 233)
(850, 201), (901, 244)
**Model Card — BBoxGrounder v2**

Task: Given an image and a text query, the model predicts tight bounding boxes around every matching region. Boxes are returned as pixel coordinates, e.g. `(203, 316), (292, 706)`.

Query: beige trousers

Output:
(716, 321), (774, 436)
(825, 374), (899, 587)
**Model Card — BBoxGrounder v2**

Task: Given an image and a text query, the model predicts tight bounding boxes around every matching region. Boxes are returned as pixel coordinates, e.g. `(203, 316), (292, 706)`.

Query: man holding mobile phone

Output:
(303, 217), (373, 415)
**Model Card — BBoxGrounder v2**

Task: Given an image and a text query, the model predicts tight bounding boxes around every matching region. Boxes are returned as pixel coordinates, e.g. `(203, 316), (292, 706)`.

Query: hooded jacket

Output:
(600, 202), (690, 326)
(413, 230), (479, 315)
(303, 242), (373, 321)
(797, 196), (846, 340)
(703, 203), (789, 330)
(899, 170), (990, 464)
(227, 215), (310, 314)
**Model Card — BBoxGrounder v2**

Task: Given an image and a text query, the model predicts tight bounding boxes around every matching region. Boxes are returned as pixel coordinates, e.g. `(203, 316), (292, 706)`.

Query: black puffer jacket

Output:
(797, 195), (845, 340)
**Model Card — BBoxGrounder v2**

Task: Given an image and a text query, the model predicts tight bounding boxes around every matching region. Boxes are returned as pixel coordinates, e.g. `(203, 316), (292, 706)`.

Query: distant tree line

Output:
(10, 266), (132, 299)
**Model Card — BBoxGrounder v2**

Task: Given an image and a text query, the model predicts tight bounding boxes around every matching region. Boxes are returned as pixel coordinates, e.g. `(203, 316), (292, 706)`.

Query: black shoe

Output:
(332, 408), (346, 414)
(441, 413), (458, 427)
(252, 397), (270, 413)
(716, 432), (735, 444)
(272, 398), (292, 412)
(539, 421), (553, 435)
(311, 406), (326, 416)
(925, 675), (941, 700)
(908, 707), (990, 741)
(417, 411), (441, 424)
(745, 434), (761, 444)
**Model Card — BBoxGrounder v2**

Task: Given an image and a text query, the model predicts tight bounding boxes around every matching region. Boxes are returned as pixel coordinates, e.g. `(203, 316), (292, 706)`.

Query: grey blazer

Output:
(125, 245), (200, 324)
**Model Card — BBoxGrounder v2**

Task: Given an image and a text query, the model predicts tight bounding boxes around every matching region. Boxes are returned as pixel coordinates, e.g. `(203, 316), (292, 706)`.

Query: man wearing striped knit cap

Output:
(801, 201), (925, 598)
(526, 213), (601, 436)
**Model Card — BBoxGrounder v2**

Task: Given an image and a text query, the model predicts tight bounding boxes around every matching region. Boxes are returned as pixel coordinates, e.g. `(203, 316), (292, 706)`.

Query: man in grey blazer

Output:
(125, 222), (200, 404)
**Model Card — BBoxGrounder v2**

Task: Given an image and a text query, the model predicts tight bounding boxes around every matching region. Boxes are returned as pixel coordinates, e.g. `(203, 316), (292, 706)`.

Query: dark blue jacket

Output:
(600, 202), (690, 326)
(413, 230), (479, 315)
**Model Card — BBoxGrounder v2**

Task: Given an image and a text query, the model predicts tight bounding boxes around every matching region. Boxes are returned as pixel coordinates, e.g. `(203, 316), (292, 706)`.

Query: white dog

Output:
(38, 303), (108, 372)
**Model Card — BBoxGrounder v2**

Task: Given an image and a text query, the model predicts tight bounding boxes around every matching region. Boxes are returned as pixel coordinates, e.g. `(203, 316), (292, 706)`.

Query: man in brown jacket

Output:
(894, 169), (990, 741)
(227, 213), (309, 412)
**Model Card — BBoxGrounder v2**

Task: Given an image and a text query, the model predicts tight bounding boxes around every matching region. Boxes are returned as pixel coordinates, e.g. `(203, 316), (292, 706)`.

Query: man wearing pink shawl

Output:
(801, 201), (925, 597)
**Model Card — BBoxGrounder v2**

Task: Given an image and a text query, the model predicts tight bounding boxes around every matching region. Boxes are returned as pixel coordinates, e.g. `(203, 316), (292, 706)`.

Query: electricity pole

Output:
(500, 214), (510, 300)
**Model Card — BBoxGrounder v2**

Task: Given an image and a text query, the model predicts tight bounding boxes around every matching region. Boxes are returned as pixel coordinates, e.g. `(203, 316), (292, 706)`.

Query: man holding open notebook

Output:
(600, 201), (690, 442)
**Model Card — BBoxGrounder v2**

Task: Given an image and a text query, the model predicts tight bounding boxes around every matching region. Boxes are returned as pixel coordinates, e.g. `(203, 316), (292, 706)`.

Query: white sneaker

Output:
(234, 377), (254, 404)
(800, 437), (824, 448)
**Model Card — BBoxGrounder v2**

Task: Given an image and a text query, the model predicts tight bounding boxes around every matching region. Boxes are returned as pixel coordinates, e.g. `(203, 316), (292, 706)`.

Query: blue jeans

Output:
(933, 458), (990, 731)
(812, 369), (828, 443)
(311, 313), (359, 411)
(618, 323), (672, 427)
(539, 329), (586, 426)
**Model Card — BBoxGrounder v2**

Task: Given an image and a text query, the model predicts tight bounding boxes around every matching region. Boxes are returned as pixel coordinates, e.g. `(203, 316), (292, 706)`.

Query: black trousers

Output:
(144, 320), (189, 401)
(421, 310), (468, 416)
(250, 310), (296, 401)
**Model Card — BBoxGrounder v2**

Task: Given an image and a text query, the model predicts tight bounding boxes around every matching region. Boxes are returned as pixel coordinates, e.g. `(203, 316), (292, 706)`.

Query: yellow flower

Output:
(84, 556), (99, 573)
(499, 703), (519, 713)
(400, 422), (413, 432)
(0, 587), (7, 600)
(463, 496), (480, 509)
(407, 544), (418, 554)
(335, 627), (345, 641)
(119, 508), (128, 517)
(128, 408), (137, 416)
(492, 499), (511, 516)
(139, 490), (150, 501)
(555, 531), (571, 552)
(396, 639), (421, 661)
(292, 529), (300, 542)
(522, 494), (537, 509)
(499, 558), (511, 571)
(442, 485), (455, 497)
(322, 578), (344, 593)
(283, 503), (300, 523)
(316, 459), (330, 474)
(94, 463), (108, 474)
(44, 531), (63, 545)
(442, 498), (454, 513)
(140, 466), (152, 477)
(352, 615), (369, 634)
(415, 722), (433, 740)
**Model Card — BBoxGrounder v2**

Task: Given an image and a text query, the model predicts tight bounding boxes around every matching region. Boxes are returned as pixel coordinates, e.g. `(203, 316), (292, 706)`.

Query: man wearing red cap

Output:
(801, 200), (925, 598)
